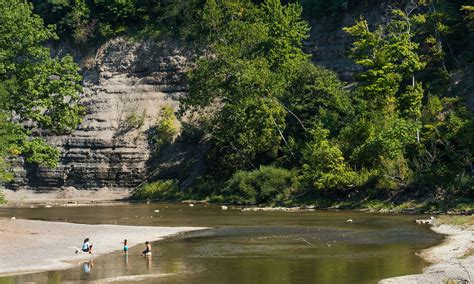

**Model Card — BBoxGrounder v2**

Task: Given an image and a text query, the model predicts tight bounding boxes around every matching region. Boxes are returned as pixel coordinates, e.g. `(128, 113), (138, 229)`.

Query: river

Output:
(0, 203), (442, 283)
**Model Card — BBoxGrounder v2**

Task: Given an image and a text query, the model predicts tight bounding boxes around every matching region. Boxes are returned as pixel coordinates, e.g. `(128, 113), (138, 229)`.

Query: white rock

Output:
(189, 204), (194, 207)
(346, 219), (353, 223)
(154, 209), (160, 213)
(10, 217), (16, 220)
(221, 206), (228, 210)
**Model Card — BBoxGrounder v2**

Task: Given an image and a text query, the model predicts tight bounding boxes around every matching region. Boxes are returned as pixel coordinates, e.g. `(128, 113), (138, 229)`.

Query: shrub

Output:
(0, 156), (13, 183)
(132, 179), (180, 201)
(187, 175), (223, 200)
(0, 189), (5, 204)
(123, 111), (145, 130)
(300, 126), (359, 190)
(221, 166), (296, 205)
(153, 106), (179, 152)
(21, 139), (61, 168)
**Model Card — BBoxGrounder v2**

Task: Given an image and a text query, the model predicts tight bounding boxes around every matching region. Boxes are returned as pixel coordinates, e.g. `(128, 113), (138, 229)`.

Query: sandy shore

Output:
(0, 219), (207, 276)
(2, 188), (131, 205)
(379, 224), (474, 283)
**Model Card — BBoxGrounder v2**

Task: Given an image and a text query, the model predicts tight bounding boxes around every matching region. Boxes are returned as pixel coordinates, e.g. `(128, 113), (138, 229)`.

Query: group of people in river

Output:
(78, 239), (153, 275)
(76, 238), (153, 256)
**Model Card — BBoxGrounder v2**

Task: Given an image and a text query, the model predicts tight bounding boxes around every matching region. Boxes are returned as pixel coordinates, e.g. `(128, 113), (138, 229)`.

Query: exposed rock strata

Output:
(13, 38), (192, 189)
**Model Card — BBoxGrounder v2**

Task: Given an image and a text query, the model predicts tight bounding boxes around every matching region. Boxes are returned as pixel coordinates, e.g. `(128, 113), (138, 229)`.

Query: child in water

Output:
(81, 238), (93, 254)
(122, 239), (128, 253)
(142, 241), (152, 256)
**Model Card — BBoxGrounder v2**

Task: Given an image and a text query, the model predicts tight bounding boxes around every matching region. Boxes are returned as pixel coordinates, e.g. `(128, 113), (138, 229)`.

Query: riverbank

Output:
(379, 220), (474, 283)
(1, 187), (130, 205)
(0, 218), (207, 276)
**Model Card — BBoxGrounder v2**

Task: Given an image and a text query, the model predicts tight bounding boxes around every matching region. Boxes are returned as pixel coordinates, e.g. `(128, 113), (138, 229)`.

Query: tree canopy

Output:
(0, 0), (83, 182)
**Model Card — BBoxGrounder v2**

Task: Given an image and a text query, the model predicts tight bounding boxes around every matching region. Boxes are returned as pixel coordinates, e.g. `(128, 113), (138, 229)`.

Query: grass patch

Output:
(437, 215), (474, 227)
(123, 110), (146, 130)
(361, 200), (391, 211)
(454, 201), (474, 213)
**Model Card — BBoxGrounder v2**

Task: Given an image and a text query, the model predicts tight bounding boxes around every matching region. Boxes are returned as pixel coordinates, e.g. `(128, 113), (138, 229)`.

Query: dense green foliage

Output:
(220, 166), (296, 205)
(182, 0), (314, 176)
(0, 189), (5, 204)
(0, 0), (83, 183)
(4, 0), (472, 210)
(29, 0), (205, 44)
(178, 0), (473, 208)
(132, 179), (180, 201)
(151, 106), (179, 153)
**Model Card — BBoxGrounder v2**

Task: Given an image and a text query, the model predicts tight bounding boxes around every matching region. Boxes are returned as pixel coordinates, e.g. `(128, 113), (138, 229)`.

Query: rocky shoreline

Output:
(379, 223), (474, 283)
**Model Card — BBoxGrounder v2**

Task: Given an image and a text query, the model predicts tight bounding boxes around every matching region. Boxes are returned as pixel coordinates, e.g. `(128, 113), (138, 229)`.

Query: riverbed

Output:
(0, 203), (442, 283)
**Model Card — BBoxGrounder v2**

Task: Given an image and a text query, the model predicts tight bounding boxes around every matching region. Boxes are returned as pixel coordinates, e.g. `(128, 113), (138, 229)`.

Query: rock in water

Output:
(221, 206), (228, 210)
(415, 217), (436, 225)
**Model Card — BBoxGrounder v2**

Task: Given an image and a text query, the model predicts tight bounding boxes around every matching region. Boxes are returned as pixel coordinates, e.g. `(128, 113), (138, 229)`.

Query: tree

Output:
(60, 0), (92, 43)
(343, 7), (426, 116)
(181, 0), (310, 175)
(0, 0), (83, 182)
(343, 2), (473, 193)
(300, 125), (357, 191)
(341, 5), (428, 187)
(283, 63), (351, 139)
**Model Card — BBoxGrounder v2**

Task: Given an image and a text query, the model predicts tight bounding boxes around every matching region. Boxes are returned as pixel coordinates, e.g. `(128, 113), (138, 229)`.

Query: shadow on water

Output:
(0, 204), (443, 284)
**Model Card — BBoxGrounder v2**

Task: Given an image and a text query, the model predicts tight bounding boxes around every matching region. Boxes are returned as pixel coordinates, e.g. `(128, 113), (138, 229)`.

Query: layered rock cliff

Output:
(12, 38), (192, 189)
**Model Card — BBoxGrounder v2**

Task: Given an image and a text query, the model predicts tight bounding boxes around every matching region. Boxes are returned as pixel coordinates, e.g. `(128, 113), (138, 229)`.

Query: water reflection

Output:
(124, 253), (129, 270)
(82, 260), (93, 274)
(145, 254), (152, 271)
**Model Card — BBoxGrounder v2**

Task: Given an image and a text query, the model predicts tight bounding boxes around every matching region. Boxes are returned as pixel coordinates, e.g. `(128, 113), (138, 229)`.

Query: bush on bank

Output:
(132, 179), (181, 201)
(0, 190), (5, 204)
(220, 166), (297, 205)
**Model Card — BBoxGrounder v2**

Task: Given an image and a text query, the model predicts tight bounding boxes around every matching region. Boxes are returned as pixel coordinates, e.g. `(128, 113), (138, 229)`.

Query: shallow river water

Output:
(0, 203), (442, 283)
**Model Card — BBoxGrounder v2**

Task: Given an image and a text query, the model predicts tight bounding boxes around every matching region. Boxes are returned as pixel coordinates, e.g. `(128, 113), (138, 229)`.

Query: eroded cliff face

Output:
(13, 38), (193, 189)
